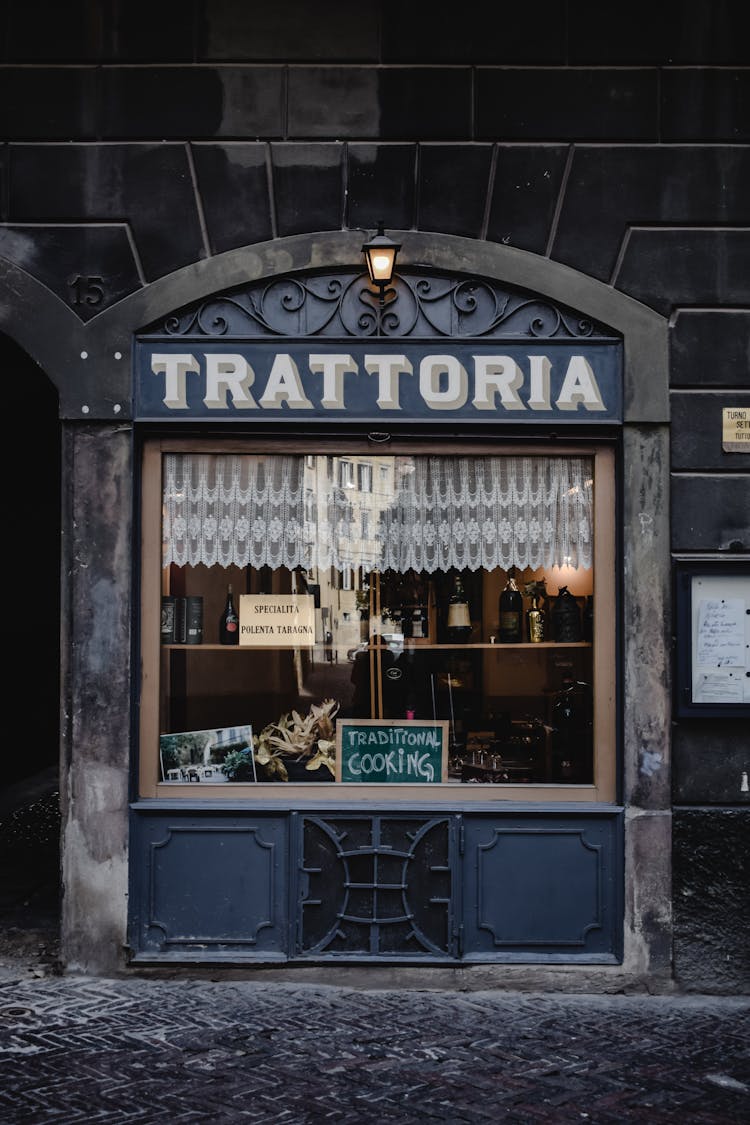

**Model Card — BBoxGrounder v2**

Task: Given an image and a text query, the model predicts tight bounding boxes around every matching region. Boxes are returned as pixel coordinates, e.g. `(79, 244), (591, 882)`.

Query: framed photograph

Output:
(159, 724), (255, 782)
(674, 560), (750, 718)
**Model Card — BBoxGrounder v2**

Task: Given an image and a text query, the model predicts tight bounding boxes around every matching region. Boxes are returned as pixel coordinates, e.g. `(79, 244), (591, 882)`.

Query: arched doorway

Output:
(0, 331), (61, 963)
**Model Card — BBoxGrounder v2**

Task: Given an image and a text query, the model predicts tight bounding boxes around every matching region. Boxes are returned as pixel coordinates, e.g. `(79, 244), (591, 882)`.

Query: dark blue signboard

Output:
(134, 339), (622, 424)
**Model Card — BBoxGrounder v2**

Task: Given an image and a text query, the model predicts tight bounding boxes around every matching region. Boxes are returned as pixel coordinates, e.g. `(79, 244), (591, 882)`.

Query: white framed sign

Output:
(239, 594), (315, 647)
(675, 562), (750, 717)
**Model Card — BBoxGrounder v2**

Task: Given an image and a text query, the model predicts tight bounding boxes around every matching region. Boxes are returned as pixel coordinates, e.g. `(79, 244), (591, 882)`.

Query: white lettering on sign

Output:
(420, 354), (468, 410)
(310, 353), (358, 409)
(204, 354), (257, 409)
(528, 355), (552, 410)
(345, 727), (440, 780)
(257, 354), (313, 409)
(343, 726), (442, 783)
(555, 356), (606, 411)
(346, 749), (436, 782)
(472, 355), (524, 410)
(150, 352), (609, 414)
(364, 354), (413, 409)
(151, 353), (200, 409)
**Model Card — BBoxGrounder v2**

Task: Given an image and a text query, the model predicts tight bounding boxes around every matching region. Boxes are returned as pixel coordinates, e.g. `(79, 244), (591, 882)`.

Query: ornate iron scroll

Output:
(144, 270), (616, 341)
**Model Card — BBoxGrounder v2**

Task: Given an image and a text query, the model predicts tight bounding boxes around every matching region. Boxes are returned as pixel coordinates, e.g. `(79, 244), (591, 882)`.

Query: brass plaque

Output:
(722, 407), (750, 452)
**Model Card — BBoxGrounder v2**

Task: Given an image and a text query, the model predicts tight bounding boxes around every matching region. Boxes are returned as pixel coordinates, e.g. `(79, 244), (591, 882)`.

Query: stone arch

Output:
(1, 234), (668, 422)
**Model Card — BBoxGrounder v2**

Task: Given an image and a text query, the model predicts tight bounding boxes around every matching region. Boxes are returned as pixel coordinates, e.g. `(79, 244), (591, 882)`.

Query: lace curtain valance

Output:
(162, 453), (593, 574)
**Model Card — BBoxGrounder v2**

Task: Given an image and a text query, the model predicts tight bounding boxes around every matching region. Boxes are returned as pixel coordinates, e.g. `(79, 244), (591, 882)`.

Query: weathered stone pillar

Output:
(622, 423), (673, 983)
(60, 422), (132, 975)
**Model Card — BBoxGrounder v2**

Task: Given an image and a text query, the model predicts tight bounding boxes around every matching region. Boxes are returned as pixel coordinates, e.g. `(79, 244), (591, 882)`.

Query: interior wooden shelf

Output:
(161, 641), (592, 652)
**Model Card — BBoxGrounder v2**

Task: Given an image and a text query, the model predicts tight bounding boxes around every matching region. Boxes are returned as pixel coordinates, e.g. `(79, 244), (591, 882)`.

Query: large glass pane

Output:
(158, 452), (596, 787)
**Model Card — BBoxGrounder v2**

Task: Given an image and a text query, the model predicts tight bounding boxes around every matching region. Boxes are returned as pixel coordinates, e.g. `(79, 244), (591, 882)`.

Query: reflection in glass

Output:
(160, 453), (595, 785)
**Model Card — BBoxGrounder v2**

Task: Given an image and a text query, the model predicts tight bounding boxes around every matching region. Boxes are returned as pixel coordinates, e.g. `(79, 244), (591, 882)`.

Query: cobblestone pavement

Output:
(0, 969), (747, 1124)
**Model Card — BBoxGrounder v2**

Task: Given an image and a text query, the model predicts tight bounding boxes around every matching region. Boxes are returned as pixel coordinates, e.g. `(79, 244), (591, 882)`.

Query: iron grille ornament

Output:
(299, 814), (455, 958)
(145, 270), (615, 341)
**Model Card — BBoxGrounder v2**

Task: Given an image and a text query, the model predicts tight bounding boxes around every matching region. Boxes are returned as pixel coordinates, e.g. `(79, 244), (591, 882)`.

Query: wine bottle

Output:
(219, 583), (239, 645)
(498, 566), (523, 643)
(528, 580), (546, 643)
(446, 573), (472, 643)
(551, 585), (582, 642)
(411, 602), (426, 639)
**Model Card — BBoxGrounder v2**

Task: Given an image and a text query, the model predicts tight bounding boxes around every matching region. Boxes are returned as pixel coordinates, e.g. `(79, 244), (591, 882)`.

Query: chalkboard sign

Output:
(336, 720), (449, 783)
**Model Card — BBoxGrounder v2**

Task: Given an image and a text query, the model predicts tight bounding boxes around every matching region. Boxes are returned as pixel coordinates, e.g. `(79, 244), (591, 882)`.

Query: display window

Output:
(139, 438), (616, 802)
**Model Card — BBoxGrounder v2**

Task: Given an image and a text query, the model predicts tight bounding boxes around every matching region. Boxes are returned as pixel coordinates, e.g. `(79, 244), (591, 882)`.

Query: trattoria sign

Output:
(135, 340), (622, 423)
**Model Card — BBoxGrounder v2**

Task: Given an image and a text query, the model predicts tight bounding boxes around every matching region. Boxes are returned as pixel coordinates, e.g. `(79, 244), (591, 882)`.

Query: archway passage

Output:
(0, 331), (61, 967)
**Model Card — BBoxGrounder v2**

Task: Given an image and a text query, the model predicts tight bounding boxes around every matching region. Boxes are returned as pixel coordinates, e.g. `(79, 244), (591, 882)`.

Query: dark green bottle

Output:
(446, 573), (472, 642)
(219, 583), (239, 645)
(498, 566), (523, 643)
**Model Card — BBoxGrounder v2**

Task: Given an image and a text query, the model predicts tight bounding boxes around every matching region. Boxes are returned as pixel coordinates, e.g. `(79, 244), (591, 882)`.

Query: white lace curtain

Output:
(162, 453), (593, 573)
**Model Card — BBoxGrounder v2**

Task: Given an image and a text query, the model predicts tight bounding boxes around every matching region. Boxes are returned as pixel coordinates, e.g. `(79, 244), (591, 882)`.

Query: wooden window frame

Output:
(139, 437), (617, 803)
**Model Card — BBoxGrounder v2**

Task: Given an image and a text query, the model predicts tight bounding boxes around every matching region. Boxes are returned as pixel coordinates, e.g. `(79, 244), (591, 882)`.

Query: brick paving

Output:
(0, 971), (747, 1124)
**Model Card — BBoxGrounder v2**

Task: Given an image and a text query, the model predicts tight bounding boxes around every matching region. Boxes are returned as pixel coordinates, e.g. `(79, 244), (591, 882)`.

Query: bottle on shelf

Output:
(219, 583), (240, 645)
(161, 595), (178, 644)
(410, 601), (427, 639)
(445, 573), (472, 643)
(498, 566), (523, 643)
(183, 595), (204, 645)
(551, 585), (583, 642)
(524, 578), (547, 643)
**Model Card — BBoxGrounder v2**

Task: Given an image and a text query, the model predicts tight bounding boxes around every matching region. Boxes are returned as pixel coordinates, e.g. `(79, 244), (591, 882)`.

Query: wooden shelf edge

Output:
(160, 641), (593, 652)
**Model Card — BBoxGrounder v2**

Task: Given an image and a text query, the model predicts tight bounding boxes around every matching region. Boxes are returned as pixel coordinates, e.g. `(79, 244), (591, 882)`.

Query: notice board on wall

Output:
(675, 562), (750, 717)
(336, 720), (449, 783)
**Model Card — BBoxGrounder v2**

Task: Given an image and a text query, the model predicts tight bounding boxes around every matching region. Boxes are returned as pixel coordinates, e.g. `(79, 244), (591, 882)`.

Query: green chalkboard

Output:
(336, 719), (449, 783)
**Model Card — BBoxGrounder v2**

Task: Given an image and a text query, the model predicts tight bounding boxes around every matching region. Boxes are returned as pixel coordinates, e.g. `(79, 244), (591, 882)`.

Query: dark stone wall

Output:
(673, 809), (750, 992)
(0, 0), (747, 987)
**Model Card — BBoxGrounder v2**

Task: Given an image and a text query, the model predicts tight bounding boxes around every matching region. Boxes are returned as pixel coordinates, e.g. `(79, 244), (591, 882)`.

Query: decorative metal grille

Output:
(143, 270), (617, 341)
(297, 815), (456, 958)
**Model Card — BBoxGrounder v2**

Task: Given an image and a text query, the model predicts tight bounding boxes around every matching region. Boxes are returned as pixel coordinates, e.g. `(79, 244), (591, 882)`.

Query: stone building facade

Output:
(1, 2), (747, 990)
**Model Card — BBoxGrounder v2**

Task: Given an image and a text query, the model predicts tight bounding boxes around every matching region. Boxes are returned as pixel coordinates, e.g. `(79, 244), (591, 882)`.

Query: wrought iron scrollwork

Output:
(147, 270), (614, 340)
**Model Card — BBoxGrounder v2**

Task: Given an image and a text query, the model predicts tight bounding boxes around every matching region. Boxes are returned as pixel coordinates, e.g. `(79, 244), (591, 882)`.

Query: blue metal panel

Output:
(128, 804), (623, 965)
(461, 810), (623, 962)
(128, 809), (289, 961)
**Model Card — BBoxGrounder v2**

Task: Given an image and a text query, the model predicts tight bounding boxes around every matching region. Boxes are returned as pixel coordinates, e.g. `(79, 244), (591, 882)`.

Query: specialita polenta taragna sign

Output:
(239, 594), (315, 647)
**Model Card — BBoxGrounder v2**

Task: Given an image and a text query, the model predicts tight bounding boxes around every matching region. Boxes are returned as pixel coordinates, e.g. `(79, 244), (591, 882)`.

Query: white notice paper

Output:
(694, 670), (744, 705)
(696, 598), (745, 667)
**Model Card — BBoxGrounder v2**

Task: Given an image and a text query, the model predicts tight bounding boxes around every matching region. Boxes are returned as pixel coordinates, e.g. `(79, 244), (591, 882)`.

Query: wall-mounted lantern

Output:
(361, 221), (401, 307)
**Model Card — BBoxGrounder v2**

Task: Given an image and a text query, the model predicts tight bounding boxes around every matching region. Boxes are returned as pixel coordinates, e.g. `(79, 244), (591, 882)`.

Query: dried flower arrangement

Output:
(252, 698), (340, 781)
